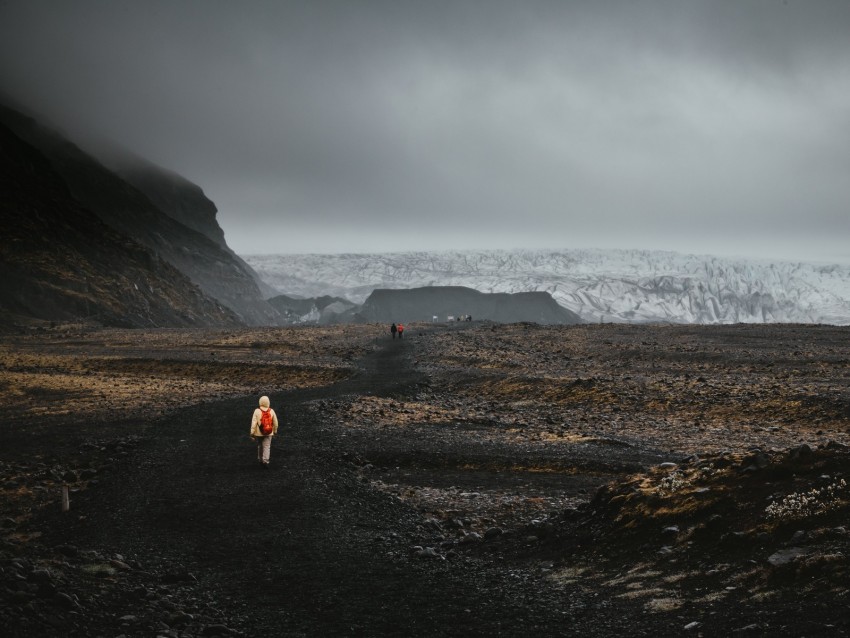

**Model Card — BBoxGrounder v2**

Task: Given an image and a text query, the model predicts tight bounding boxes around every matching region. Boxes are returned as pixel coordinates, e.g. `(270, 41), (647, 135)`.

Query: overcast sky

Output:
(2, 1), (849, 262)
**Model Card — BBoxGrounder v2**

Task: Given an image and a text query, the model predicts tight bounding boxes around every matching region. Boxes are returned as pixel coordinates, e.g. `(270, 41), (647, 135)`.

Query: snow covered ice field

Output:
(243, 249), (850, 325)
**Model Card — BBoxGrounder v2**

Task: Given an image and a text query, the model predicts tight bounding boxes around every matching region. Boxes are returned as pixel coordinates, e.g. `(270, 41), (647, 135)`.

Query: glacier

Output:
(242, 249), (850, 325)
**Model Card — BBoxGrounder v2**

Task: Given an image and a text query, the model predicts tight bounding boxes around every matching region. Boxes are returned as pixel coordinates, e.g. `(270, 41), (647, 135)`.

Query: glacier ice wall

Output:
(243, 249), (850, 325)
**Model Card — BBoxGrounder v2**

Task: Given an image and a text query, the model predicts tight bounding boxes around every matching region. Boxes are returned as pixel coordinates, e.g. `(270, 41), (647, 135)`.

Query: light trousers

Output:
(256, 436), (272, 463)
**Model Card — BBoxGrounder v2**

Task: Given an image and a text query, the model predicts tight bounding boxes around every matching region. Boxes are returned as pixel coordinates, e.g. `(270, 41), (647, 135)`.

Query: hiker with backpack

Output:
(250, 395), (279, 468)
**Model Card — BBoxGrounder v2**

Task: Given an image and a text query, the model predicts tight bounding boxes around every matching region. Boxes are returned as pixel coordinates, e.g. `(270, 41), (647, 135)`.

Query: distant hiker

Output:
(390, 323), (397, 339)
(250, 395), (279, 468)
(397, 323), (404, 338)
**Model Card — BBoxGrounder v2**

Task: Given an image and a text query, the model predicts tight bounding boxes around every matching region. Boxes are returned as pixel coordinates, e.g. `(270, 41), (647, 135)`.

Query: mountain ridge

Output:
(0, 103), (282, 326)
(0, 120), (240, 329)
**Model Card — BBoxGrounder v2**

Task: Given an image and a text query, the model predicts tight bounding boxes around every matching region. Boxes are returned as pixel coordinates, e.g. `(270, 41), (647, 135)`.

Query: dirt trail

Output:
(38, 334), (621, 636)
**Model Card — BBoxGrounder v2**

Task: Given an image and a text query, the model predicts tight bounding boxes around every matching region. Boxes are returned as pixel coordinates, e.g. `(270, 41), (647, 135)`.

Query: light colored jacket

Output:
(250, 407), (279, 437)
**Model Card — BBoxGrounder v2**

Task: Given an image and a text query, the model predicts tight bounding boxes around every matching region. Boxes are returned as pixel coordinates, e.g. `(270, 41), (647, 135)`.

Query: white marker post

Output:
(61, 484), (70, 513)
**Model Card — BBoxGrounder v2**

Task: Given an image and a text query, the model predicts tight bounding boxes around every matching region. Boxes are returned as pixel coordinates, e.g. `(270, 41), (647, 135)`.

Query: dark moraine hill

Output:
(357, 286), (583, 324)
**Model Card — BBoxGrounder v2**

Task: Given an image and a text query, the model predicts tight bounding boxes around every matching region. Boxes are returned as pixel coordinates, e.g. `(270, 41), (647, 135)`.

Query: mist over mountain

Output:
(5, 97), (847, 330)
(0, 119), (240, 329)
(0, 103), (282, 327)
(99, 149), (280, 301)
(244, 250), (850, 325)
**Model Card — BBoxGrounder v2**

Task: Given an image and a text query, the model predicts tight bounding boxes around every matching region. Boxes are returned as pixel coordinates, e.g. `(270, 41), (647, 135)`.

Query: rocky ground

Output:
(0, 321), (848, 637)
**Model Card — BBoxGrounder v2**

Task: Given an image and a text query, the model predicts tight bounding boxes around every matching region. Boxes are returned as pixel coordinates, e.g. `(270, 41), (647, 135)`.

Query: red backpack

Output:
(259, 408), (274, 435)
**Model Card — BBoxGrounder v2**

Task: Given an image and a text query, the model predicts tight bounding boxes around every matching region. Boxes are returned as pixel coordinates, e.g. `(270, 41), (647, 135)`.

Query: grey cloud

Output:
(1, 0), (848, 261)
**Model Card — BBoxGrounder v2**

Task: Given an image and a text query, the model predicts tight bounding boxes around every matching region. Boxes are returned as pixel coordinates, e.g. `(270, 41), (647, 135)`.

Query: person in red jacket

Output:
(250, 395), (279, 468)
(397, 323), (404, 339)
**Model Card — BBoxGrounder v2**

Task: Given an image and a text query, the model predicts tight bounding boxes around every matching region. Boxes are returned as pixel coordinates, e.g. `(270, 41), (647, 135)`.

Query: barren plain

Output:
(1, 322), (848, 637)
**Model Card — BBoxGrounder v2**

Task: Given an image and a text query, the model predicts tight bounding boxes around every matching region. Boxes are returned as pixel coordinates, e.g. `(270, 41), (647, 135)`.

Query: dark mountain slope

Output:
(357, 286), (584, 324)
(0, 104), (281, 325)
(0, 123), (240, 329)
(104, 154), (227, 248)
(97, 149), (280, 299)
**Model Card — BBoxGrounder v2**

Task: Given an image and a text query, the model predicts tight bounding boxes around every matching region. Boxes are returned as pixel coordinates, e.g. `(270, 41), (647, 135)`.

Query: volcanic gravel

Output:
(1, 321), (848, 637)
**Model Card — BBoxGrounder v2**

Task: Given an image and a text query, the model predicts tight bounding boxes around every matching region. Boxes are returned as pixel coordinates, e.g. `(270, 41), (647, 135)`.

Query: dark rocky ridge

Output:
(356, 286), (584, 324)
(102, 151), (280, 300)
(105, 155), (226, 248)
(0, 103), (281, 326)
(0, 122), (240, 329)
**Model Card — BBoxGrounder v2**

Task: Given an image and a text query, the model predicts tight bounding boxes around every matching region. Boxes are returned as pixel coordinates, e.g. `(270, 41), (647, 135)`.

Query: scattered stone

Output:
(53, 592), (78, 609)
(733, 624), (761, 633)
(740, 452), (770, 471)
(788, 444), (812, 461)
(202, 623), (235, 635)
(459, 532), (482, 545)
(162, 568), (197, 584)
(159, 598), (179, 612)
(789, 530), (807, 545)
(768, 547), (810, 567)
(29, 569), (53, 584)
(80, 468), (98, 480)
(755, 452), (771, 467)
(168, 610), (194, 626)
(422, 518), (442, 531)
(132, 585), (150, 598)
